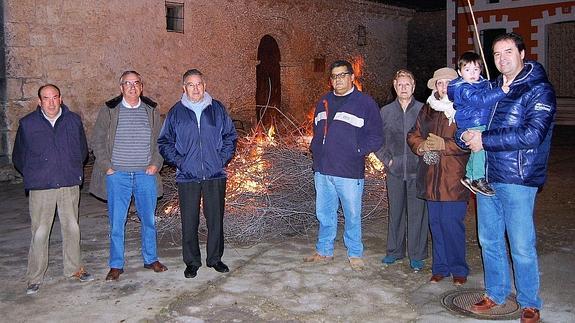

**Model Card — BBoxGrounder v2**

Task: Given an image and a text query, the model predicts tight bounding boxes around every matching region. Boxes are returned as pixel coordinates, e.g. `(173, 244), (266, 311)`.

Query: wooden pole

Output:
(466, 0), (491, 79)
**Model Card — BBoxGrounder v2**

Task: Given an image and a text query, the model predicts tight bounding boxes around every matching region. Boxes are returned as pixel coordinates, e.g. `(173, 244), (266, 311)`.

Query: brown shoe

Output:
(471, 295), (498, 313)
(105, 268), (124, 281)
(72, 267), (94, 282)
(348, 257), (365, 271)
(521, 307), (540, 323)
(144, 261), (168, 272)
(303, 252), (334, 263)
(429, 274), (444, 283)
(452, 276), (467, 286)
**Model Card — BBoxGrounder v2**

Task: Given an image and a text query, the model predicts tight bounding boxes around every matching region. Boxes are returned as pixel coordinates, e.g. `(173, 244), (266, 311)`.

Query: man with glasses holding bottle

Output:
(90, 71), (167, 281)
(305, 60), (383, 271)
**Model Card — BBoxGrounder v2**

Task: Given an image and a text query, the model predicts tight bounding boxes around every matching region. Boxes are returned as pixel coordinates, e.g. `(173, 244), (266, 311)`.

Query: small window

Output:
(357, 25), (367, 46)
(314, 56), (325, 73)
(488, 0), (500, 3)
(166, 1), (184, 33)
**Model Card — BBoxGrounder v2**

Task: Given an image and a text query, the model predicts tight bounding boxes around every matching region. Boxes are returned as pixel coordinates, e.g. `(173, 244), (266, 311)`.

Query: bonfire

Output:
(155, 113), (388, 244)
(155, 55), (387, 244)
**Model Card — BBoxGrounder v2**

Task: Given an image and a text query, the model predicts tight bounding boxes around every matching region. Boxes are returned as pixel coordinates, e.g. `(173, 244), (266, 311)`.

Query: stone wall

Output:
(0, 0), (414, 166)
(0, 0), (7, 165)
(407, 9), (446, 103)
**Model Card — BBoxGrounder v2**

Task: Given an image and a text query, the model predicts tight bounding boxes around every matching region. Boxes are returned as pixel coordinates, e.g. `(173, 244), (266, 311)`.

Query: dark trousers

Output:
(427, 200), (469, 277)
(385, 174), (428, 260)
(177, 178), (226, 267)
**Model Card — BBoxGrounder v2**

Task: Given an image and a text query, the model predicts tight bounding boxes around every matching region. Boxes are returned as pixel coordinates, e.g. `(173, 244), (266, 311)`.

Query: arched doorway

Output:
(256, 35), (281, 128)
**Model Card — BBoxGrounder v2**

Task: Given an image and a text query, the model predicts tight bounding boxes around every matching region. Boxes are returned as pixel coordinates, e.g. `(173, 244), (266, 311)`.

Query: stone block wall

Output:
(407, 9), (446, 103)
(1, 0), (414, 165)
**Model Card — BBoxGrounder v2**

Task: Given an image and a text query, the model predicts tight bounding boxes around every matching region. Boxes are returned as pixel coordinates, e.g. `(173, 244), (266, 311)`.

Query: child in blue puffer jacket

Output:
(448, 52), (509, 196)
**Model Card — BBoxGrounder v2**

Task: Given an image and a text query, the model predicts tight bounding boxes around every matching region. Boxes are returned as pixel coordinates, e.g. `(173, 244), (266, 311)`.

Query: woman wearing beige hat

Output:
(407, 67), (471, 286)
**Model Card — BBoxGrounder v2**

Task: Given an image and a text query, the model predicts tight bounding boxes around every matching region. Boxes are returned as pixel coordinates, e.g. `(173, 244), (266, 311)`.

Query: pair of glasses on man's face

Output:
(330, 72), (351, 80)
(121, 80), (142, 87)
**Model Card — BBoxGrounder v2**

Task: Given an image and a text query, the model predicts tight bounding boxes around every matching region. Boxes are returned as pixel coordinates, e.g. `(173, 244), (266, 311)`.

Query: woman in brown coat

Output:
(407, 67), (470, 286)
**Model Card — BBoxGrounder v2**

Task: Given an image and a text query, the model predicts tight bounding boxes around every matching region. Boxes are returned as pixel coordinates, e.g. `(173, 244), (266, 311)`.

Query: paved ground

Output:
(1, 126), (574, 322)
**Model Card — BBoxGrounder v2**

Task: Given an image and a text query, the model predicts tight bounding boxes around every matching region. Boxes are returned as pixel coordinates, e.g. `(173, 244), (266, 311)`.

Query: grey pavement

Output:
(0, 184), (573, 322)
(1, 127), (574, 322)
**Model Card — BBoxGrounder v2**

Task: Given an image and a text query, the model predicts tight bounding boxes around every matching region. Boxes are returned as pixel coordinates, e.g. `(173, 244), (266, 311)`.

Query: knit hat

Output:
(427, 67), (458, 90)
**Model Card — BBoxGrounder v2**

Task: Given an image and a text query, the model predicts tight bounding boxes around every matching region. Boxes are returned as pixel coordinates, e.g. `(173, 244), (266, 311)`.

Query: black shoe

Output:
(472, 178), (495, 196)
(184, 265), (199, 278)
(26, 283), (40, 295)
(208, 261), (229, 273)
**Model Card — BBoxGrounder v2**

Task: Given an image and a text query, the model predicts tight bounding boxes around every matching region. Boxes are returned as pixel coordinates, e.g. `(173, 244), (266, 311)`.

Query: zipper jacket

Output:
(310, 88), (383, 179)
(12, 105), (88, 190)
(482, 61), (556, 187)
(407, 102), (470, 201)
(158, 99), (237, 182)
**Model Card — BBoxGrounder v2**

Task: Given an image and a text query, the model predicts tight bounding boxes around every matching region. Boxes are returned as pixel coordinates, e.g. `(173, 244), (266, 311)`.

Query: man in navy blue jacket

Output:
(158, 69), (237, 279)
(12, 84), (93, 295)
(463, 33), (555, 323)
(305, 60), (383, 271)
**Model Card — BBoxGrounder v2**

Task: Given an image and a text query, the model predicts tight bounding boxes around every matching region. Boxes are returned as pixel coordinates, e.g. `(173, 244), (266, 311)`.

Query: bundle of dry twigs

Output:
(155, 128), (388, 244)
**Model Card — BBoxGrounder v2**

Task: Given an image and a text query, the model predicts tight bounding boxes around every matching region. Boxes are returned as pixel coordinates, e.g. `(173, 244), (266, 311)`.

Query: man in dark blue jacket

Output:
(463, 33), (555, 323)
(158, 69), (237, 279)
(305, 60), (383, 271)
(12, 84), (93, 295)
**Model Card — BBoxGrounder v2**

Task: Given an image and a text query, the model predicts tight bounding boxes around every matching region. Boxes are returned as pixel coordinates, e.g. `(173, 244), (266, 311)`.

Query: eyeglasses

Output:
(330, 72), (351, 80)
(184, 82), (204, 88)
(121, 80), (142, 87)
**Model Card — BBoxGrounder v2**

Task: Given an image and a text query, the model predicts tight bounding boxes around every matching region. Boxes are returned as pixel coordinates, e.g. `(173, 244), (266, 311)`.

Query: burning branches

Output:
(155, 128), (388, 245)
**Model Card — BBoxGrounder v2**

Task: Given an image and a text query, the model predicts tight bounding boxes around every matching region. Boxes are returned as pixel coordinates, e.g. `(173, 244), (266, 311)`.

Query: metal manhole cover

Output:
(441, 288), (521, 320)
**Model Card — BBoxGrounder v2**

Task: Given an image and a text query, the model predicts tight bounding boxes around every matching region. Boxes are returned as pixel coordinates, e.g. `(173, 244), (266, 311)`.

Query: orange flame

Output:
(352, 55), (364, 91)
(252, 123), (277, 146)
(227, 55), (371, 199)
(267, 124), (275, 139)
(225, 125), (277, 196)
(306, 106), (315, 124)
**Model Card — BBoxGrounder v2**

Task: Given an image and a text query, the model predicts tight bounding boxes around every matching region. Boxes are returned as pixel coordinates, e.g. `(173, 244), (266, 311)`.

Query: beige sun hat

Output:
(427, 67), (458, 90)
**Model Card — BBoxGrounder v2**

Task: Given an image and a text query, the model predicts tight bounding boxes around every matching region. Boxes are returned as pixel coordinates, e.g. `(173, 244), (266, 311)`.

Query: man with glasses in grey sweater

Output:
(90, 71), (167, 281)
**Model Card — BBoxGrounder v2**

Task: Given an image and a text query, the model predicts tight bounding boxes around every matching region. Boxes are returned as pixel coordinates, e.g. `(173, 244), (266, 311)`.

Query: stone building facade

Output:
(0, 0), (415, 167)
(407, 9), (446, 102)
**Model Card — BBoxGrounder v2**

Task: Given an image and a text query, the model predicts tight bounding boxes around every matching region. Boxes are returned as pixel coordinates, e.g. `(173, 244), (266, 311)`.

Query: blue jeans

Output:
(314, 172), (364, 258)
(106, 171), (159, 269)
(427, 200), (468, 277)
(477, 183), (542, 309)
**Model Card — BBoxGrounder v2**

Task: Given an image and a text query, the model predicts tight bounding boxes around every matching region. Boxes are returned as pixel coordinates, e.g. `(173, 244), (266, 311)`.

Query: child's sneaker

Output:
(460, 177), (475, 194)
(471, 178), (495, 196)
